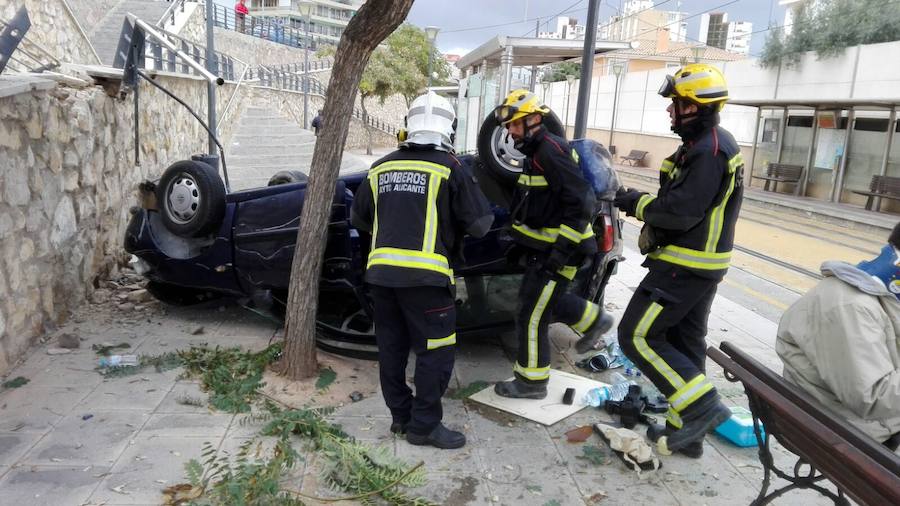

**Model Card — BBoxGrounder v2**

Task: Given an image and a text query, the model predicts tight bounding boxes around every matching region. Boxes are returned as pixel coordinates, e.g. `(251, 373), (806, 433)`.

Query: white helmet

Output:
(404, 91), (456, 150)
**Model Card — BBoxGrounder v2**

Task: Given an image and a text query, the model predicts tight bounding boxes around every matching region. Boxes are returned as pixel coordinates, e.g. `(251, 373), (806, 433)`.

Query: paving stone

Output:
(412, 473), (494, 506)
(139, 413), (233, 439)
(327, 415), (396, 444)
(155, 381), (211, 414)
(21, 410), (149, 466)
(90, 436), (210, 505)
(9, 351), (106, 389)
(396, 441), (483, 475)
(329, 393), (391, 419)
(0, 432), (44, 466)
(0, 385), (93, 433)
(78, 376), (172, 411)
(0, 464), (110, 505)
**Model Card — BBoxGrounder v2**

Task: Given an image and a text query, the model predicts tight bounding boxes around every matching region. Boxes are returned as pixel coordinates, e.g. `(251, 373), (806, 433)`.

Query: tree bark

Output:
(281, 0), (415, 379)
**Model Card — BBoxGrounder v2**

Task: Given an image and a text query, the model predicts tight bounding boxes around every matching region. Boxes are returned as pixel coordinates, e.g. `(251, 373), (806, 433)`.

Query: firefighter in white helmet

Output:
(351, 92), (492, 449)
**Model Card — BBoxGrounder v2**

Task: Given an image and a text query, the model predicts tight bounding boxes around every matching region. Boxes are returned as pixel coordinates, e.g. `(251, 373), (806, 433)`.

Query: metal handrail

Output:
(218, 57), (251, 135)
(158, 0), (190, 27)
(59, 0), (102, 64)
(210, 2), (336, 51)
(132, 16), (233, 82)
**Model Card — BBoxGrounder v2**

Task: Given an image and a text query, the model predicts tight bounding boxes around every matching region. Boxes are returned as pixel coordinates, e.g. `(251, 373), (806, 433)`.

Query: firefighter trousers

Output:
(515, 254), (607, 385)
(370, 284), (457, 436)
(617, 266), (720, 428)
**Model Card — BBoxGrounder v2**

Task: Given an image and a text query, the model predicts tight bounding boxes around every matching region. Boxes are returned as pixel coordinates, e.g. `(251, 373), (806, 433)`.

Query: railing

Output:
(351, 107), (398, 136)
(210, 3), (335, 51)
(0, 7), (60, 75)
(142, 27), (238, 82)
(158, 0), (190, 28)
(245, 58), (332, 80)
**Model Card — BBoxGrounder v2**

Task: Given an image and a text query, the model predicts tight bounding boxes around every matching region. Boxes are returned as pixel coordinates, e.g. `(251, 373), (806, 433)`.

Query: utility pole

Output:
(205, 0), (218, 162)
(573, 0), (600, 139)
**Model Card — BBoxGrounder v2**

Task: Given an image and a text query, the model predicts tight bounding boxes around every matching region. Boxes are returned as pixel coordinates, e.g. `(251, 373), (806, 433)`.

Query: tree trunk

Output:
(281, 0), (415, 379)
(361, 97), (374, 156)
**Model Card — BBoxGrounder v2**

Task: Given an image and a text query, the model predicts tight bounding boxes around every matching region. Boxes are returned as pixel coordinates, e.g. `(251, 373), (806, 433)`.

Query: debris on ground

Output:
(82, 414), (94, 421)
(2, 376), (29, 389)
(578, 445), (611, 466)
(57, 333), (81, 349)
(448, 380), (490, 400)
(349, 391), (364, 402)
(92, 342), (132, 356)
(316, 367), (337, 391)
(46, 348), (73, 355)
(565, 425), (594, 443)
(586, 491), (608, 504)
(190, 326), (205, 335)
(127, 289), (152, 303)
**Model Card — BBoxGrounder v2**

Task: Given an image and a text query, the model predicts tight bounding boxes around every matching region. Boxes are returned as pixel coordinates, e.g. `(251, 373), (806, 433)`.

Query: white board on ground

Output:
(468, 369), (608, 426)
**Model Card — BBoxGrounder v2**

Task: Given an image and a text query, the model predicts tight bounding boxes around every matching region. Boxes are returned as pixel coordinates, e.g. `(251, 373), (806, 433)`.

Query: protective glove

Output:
(638, 225), (660, 255)
(613, 186), (646, 217)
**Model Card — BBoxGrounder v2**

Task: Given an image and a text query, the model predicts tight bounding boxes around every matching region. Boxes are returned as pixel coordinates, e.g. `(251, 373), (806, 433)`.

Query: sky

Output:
(405, 0), (789, 59)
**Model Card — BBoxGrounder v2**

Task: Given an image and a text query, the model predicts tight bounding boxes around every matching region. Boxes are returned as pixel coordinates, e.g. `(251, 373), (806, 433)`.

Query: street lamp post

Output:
(425, 26), (439, 90)
(298, 1), (312, 129)
(565, 74), (575, 131)
(542, 80), (551, 105)
(692, 45), (704, 63)
(609, 61), (624, 150)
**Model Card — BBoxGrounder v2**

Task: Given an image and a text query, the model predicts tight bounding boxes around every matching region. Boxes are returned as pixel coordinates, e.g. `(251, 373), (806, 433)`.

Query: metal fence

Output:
(142, 28), (239, 82)
(158, 0), (190, 28)
(0, 6), (59, 75)
(210, 3), (334, 51)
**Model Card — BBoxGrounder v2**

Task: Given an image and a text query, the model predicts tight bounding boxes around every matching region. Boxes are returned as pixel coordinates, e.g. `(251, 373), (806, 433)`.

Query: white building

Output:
(538, 16), (585, 40)
(247, 0), (365, 46)
(780, 0), (825, 35)
(726, 21), (753, 55)
(600, 0), (687, 44)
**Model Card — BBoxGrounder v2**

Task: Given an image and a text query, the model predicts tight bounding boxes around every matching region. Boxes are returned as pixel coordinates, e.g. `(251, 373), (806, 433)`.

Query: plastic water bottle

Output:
(582, 373), (636, 407)
(98, 355), (139, 368)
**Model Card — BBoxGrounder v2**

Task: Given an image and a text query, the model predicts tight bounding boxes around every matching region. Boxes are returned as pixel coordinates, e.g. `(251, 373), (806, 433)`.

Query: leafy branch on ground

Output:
(1, 376), (29, 389)
(158, 345), (432, 505)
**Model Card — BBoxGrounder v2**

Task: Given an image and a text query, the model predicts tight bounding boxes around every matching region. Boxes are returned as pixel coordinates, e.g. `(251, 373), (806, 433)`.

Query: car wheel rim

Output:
(166, 173), (201, 224)
(489, 125), (526, 176)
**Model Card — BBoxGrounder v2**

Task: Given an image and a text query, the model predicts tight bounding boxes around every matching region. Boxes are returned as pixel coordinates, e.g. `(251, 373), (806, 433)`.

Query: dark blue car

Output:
(125, 140), (623, 359)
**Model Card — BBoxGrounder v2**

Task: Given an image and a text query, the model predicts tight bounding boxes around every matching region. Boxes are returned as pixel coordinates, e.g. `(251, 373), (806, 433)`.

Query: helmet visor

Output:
(494, 104), (520, 125)
(658, 74), (676, 98)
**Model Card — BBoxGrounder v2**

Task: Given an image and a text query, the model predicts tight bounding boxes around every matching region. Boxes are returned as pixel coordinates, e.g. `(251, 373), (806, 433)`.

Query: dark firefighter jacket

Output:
(634, 124), (744, 280)
(350, 146), (493, 288)
(509, 129), (597, 267)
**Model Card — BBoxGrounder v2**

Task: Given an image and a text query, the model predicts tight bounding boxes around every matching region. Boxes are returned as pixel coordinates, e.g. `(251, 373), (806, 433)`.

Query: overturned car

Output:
(125, 116), (623, 359)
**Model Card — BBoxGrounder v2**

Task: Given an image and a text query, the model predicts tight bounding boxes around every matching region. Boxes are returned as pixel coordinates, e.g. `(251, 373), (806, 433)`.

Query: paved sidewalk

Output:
(0, 242), (837, 505)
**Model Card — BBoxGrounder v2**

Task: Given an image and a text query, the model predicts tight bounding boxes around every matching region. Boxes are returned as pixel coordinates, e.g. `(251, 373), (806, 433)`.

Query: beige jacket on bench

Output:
(777, 261), (900, 446)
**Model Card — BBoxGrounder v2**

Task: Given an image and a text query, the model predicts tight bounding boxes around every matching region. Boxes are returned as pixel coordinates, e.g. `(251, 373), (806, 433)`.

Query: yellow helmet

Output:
(658, 63), (729, 111)
(494, 89), (551, 125)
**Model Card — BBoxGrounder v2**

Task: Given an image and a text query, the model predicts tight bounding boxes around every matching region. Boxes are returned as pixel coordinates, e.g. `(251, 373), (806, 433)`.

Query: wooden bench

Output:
(707, 342), (900, 506)
(851, 174), (900, 212)
(620, 150), (648, 166)
(751, 163), (804, 194)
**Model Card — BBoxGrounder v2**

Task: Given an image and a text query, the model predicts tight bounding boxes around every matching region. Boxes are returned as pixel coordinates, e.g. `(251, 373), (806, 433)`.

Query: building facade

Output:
(699, 12), (752, 55)
(600, 0), (687, 44)
(247, 0), (364, 45)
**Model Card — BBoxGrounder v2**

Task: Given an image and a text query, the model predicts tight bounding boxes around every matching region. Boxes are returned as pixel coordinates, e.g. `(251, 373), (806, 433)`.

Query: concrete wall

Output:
(0, 72), (247, 374)
(64, 0), (120, 35)
(2, 0), (100, 65)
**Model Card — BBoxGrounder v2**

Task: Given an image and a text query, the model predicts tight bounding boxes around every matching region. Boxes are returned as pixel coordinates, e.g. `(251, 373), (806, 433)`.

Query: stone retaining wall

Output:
(0, 72), (246, 374)
(2, 0), (100, 65)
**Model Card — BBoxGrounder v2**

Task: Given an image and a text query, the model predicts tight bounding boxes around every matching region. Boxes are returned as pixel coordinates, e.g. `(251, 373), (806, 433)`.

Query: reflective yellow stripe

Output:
(572, 302), (600, 333)
(571, 148), (580, 164)
(559, 224), (582, 243)
(514, 362), (551, 381)
(631, 302), (686, 391)
(557, 265), (578, 281)
(369, 172), (379, 240)
(527, 279), (556, 368)
(517, 174), (548, 187)
(513, 223), (593, 244)
(647, 245), (732, 271)
(423, 174), (441, 253)
(727, 153), (744, 174)
(660, 159), (674, 174)
(669, 374), (715, 412)
(704, 156), (738, 252)
(370, 160), (450, 180)
(427, 333), (456, 350)
(635, 194), (656, 221)
(666, 408), (683, 429)
(367, 247), (453, 278)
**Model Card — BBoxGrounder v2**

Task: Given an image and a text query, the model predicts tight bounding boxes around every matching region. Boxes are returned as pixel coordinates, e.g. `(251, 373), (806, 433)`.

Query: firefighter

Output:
(613, 63), (743, 457)
(491, 89), (615, 400)
(350, 92), (492, 449)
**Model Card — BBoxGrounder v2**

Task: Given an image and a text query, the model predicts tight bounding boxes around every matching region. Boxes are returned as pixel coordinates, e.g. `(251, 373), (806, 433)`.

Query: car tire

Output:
(156, 160), (226, 238)
(477, 110), (565, 185)
(267, 170), (309, 186)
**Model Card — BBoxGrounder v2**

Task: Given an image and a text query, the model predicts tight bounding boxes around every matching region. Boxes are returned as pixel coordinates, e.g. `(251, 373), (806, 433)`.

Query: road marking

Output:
(721, 277), (790, 311)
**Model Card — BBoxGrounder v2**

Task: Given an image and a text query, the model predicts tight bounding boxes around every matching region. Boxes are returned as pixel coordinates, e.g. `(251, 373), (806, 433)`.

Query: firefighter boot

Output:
(407, 423), (466, 449)
(575, 312), (616, 354)
(390, 418), (408, 436)
(646, 423), (703, 458)
(659, 396), (731, 455)
(494, 378), (548, 399)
